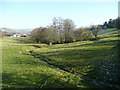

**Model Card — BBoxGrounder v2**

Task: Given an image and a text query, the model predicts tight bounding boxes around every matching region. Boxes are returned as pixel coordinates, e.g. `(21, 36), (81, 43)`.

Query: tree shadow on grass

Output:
(2, 53), (84, 88)
(97, 40), (119, 43)
(102, 34), (120, 38)
(33, 44), (119, 88)
(13, 38), (34, 44)
(51, 39), (119, 50)
(2, 71), (82, 89)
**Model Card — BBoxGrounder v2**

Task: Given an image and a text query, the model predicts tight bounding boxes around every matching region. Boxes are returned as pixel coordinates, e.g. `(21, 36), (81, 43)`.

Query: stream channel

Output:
(31, 54), (101, 87)
(31, 54), (120, 88)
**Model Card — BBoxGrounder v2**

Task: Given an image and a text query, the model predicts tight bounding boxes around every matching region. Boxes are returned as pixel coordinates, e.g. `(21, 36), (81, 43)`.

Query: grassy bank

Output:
(2, 29), (120, 88)
(2, 38), (86, 88)
(31, 29), (120, 88)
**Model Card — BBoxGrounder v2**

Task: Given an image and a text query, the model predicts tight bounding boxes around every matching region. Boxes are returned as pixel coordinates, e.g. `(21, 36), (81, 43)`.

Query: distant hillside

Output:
(19, 29), (32, 34)
(0, 28), (32, 34)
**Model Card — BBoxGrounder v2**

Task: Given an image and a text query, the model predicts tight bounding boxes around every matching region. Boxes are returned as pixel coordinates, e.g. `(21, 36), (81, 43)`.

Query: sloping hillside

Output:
(0, 28), (32, 34)
(2, 28), (120, 88)
(31, 28), (120, 88)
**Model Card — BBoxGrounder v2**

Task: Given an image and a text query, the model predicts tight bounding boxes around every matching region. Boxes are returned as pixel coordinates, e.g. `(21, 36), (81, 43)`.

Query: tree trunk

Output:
(95, 35), (97, 38)
(49, 42), (52, 45)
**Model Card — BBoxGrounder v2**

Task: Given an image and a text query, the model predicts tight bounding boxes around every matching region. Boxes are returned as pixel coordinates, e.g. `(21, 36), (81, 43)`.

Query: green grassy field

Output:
(2, 38), (85, 88)
(2, 29), (120, 88)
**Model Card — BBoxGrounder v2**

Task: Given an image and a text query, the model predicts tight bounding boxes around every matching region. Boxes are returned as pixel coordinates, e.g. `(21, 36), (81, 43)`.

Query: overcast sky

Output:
(0, 0), (119, 29)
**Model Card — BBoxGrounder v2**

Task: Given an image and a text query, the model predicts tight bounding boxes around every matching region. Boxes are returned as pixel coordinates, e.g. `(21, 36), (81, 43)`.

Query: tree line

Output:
(102, 17), (120, 29)
(1, 17), (119, 43)
(30, 17), (101, 45)
(0, 30), (11, 38)
(30, 17), (120, 45)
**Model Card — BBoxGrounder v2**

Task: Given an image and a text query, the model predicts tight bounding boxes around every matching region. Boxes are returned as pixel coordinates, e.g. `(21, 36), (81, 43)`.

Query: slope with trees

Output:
(30, 17), (120, 45)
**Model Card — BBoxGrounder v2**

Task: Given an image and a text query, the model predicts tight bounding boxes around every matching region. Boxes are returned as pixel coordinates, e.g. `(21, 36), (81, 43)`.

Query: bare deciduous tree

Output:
(74, 28), (92, 41)
(30, 17), (96, 44)
(63, 19), (75, 43)
(90, 25), (101, 38)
